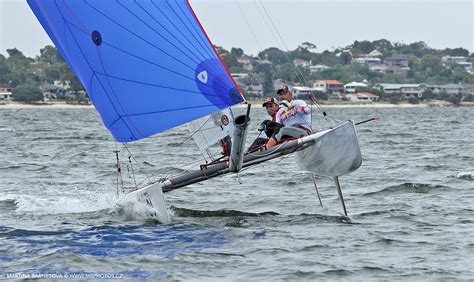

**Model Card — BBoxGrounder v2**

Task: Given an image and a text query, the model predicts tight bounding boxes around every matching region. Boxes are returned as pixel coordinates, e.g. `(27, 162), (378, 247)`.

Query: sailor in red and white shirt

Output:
(266, 85), (313, 149)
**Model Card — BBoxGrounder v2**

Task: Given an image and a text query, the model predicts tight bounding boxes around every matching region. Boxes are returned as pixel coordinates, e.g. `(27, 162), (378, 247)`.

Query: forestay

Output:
(28, 0), (245, 142)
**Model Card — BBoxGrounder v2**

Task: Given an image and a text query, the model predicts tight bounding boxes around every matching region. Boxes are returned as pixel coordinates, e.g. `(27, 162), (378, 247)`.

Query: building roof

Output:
(355, 57), (381, 62)
(344, 81), (368, 87)
(237, 56), (252, 63)
(376, 83), (422, 90)
(310, 64), (329, 69)
(428, 84), (464, 89)
(316, 80), (343, 85)
(368, 50), (383, 57)
(291, 86), (321, 91)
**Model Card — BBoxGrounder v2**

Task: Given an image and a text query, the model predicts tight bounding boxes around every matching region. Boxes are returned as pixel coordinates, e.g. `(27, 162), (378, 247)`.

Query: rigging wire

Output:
(235, 0), (313, 132)
(253, 0), (340, 125)
(235, 0), (277, 84)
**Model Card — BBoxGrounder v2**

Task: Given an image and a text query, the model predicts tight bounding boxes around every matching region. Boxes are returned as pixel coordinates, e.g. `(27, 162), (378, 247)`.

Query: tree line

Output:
(218, 39), (473, 98)
(0, 46), (83, 102)
(1, 39), (473, 102)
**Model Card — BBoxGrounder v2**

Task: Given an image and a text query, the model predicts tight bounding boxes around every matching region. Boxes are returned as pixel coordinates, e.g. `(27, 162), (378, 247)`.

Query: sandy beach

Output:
(0, 102), (94, 109)
(1, 100), (471, 109)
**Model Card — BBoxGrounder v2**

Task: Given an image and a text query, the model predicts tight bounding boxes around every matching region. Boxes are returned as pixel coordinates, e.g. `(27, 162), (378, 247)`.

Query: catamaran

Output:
(28, 0), (366, 224)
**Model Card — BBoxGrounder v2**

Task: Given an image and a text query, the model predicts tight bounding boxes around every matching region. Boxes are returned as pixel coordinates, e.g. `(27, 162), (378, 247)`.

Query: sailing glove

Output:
(280, 100), (293, 109)
(258, 120), (270, 132)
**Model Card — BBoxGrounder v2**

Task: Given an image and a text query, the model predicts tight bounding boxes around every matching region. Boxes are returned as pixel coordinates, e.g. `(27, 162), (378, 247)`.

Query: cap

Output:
(262, 96), (279, 107)
(277, 84), (289, 94)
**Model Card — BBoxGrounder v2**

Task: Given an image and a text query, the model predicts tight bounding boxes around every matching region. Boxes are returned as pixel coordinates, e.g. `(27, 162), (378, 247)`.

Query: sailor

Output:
(259, 96), (283, 138)
(266, 85), (313, 149)
(248, 97), (282, 152)
(263, 96), (279, 122)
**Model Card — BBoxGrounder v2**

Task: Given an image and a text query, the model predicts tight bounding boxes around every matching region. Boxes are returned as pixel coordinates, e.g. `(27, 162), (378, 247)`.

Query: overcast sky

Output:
(0, 0), (472, 58)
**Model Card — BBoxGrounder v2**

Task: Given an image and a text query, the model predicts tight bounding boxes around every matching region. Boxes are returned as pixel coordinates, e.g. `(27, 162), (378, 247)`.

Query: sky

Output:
(0, 0), (472, 58)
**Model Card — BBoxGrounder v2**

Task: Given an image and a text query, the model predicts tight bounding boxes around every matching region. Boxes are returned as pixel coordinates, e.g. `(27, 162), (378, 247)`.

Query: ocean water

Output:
(0, 106), (473, 280)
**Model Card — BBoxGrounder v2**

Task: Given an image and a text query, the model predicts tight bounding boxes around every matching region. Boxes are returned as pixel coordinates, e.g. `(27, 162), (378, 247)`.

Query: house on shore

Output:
(40, 83), (67, 101)
(313, 80), (344, 94)
(344, 92), (379, 102)
(234, 75), (264, 98)
(344, 81), (368, 93)
(293, 59), (311, 68)
(375, 83), (424, 98)
(441, 56), (467, 65)
(384, 54), (409, 68)
(426, 84), (464, 95)
(353, 57), (381, 66)
(291, 86), (322, 97)
(309, 64), (330, 73)
(237, 55), (254, 72)
(0, 84), (13, 101)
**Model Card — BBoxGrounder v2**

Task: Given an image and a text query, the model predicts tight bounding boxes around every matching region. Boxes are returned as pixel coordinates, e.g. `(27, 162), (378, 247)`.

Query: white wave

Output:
(452, 171), (473, 180)
(0, 191), (116, 215)
(110, 194), (173, 221)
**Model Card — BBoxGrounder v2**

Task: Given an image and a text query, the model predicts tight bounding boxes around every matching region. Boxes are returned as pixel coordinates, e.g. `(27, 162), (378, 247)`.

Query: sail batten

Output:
(28, 0), (245, 142)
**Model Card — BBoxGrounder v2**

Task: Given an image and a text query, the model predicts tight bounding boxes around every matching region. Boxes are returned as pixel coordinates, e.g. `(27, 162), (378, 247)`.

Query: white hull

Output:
(121, 121), (362, 223)
(295, 120), (362, 177)
(122, 182), (171, 224)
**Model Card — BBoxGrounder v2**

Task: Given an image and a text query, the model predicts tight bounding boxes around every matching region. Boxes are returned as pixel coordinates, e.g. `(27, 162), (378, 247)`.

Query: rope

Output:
(253, 0), (340, 125)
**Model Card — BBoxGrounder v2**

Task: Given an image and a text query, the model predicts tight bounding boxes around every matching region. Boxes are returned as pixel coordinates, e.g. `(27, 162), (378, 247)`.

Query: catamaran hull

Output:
(296, 120), (362, 177)
(123, 182), (171, 224)
(123, 121), (361, 223)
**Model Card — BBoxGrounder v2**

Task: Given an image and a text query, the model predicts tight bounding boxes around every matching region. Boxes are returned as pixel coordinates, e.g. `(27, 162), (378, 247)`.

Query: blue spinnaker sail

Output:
(28, 0), (245, 142)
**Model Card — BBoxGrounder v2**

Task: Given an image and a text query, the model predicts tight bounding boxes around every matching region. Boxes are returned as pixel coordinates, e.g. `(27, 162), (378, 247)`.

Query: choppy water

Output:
(0, 106), (473, 280)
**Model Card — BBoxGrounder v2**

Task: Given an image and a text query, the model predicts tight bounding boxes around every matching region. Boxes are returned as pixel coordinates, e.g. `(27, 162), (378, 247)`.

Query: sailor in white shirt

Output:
(266, 85), (313, 149)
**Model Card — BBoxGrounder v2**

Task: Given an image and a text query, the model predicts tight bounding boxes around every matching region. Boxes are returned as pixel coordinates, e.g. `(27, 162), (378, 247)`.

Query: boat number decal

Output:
(139, 192), (154, 208)
(197, 70), (208, 84)
(221, 115), (229, 126)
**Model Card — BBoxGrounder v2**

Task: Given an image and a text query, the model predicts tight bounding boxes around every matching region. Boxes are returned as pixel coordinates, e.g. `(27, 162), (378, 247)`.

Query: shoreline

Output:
(1, 101), (473, 109)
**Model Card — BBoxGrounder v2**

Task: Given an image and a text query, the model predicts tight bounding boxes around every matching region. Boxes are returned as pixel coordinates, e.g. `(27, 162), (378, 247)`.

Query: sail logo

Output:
(197, 71), (208, 84)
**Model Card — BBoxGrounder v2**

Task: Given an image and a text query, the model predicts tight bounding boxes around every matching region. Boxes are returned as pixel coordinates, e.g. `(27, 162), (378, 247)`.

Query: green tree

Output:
(12, 85), (44, 102)
(418, 55), (443, 76)
(451, 66), (472, 83)
(39, 45), (62, 64)
(320, 51), (339, 66)
(447, 93), (462, 105)
(339, 52), (352, 65)
(408, 96), (419, 104)
(262, 71), (274, 95)
(0, 55), (10, 84)
(352, 40), (374, 54)
(6, 48), (31, 71)
(6, 70), (27, 87)
(230, 47), (244, 57)
(258, 47), (287, 65)
(436, 90), (449, 100)
(389, 93), (402, 104)
(301, 42), (317, 51)
(422, 89), (436, 100)
(291, 43), (316, 61)
(443, 47), (469, 57)
(44, 66), (61, 82)
(372, 39), (393, 54)
(463, 94), (474, 102)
